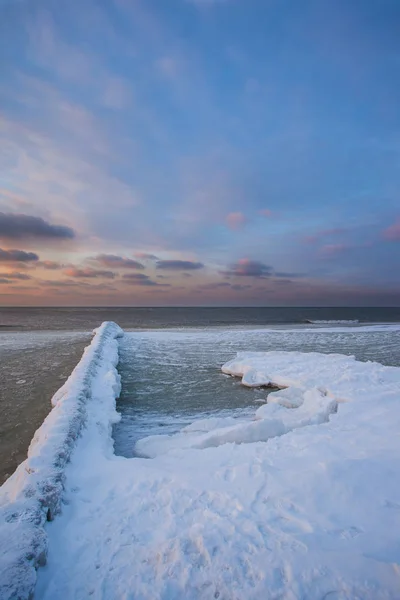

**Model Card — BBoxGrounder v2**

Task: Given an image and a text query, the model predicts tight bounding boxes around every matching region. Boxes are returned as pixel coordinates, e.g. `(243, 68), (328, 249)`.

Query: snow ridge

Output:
(305, 319), (359, 324)
(0, 321), (123, 600)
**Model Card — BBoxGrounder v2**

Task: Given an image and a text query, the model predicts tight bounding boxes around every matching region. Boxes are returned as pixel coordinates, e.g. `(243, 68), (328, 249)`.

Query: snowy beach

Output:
(1, 321), (400, 599)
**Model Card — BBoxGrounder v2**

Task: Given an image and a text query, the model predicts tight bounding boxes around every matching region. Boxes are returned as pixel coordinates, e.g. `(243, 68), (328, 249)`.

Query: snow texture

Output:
(135, 350), (398, 458)
(305, 319), (359, 324)
(34, 344), (400, 600)
(135, 386), (337, 458)
(0, 322), (123, 600)
(2, 327), (400, 599)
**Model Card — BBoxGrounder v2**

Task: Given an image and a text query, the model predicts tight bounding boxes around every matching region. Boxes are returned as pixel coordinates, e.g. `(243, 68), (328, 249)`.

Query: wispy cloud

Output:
(319, 244), (350, 258)
(122, 273), (170, 286)
(383, 220), (400, 241)
(0, 0), (399, 305)
(198, 282), (231, 290)
(64, 267), (116, 279)
(37, 260), (64, 270)
(303, 228), (347, 245)
(134, 252), (159, 260)
(226, 212), (247, 230)
(102, 77), (133, 110)
(0, 212), (75, 240)
(93, 254), (145, 269)
(0, 271), (31, 280)
(223, 259), (272, 278)
(156, 260), (204, 270)
(0, 248), (39, 262)
(186, 0), (230, 6)
(156, 56), (181, 79)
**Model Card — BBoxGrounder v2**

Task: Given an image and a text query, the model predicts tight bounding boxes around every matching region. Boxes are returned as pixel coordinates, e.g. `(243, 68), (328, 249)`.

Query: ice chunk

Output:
(136, 387), (337, 458)
(181, 416), (239, 433)
(266, 386), (305, 408)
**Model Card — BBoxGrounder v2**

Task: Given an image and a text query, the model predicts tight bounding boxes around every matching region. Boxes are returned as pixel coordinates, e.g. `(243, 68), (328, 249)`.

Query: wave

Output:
(305, 319), (359, 325)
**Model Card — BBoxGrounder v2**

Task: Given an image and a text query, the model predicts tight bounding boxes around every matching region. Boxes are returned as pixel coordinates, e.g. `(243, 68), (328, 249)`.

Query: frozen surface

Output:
(305, 319), (359, 324)
(114, 325), (400, 456)
(35, 331), (400, 599)
(0, 322), (123, 600)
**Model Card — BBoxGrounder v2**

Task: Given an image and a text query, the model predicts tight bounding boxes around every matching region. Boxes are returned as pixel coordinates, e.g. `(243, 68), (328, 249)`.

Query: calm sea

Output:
(0, 306), (399, 331)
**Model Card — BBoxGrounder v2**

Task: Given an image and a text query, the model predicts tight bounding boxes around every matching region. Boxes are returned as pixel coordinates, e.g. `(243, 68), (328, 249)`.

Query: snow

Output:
(305, 319), (360, 324)
(134, 350), (398, 458)
(0, 322), (123, 600)
(2, 325), (400, 599)
(135, 386), (337, 457)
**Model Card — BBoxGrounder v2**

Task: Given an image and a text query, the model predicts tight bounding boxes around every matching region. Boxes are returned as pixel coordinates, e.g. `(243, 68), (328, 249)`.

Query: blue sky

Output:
(0, 0), (399, 305)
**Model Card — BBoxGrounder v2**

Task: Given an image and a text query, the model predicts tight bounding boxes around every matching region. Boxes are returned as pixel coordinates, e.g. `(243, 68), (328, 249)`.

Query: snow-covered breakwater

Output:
(0, 321), (123, 600)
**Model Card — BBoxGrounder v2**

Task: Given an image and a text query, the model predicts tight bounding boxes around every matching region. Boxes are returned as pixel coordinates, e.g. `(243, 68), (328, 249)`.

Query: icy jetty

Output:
(0, 322), (123, 600)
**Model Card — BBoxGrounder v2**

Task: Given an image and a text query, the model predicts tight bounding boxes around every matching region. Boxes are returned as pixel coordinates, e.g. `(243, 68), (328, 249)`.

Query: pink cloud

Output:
(134, 252), (159, 260)
(102, 77), (132, 110)
(303, 228), (346, 245)
(226, 212), (246, 230)
(156, 57), (180, 78)
(259, 208), (272, 217)
(383, 220), (400, 241)
(223, 258), (272, 277)
(303, 235), (318, 244)
(64, 267), (116, 279)
(319, 244), (349, 258)
(38, 260), (64, 270)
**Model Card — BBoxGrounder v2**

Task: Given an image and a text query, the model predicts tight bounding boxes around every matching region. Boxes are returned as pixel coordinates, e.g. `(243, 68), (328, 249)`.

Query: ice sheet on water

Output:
(37, 336), (400, 600)
(135, 348), (400, 458)
(135, 386), (337, 457)
(4, 323), (400, 599)
(305, 319), (359, 324)
(115, 326), (400, 457)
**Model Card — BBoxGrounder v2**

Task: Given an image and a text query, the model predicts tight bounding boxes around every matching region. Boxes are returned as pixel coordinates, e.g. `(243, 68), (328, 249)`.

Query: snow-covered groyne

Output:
(0, 321), (123, 600)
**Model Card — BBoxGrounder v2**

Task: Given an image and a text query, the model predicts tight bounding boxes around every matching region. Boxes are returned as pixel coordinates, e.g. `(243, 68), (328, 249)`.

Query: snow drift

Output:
(38, 343), (400, 600)
(2, 326), (400, 599)
(305, 319), (360, 324)
(136, 349), (400, 459)
(0, 321), (123, 600)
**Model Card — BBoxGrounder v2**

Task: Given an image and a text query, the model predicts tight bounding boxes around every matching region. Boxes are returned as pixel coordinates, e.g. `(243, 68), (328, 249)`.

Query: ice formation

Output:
(0, 322), (123, 600)
(1, 326), (400, 599)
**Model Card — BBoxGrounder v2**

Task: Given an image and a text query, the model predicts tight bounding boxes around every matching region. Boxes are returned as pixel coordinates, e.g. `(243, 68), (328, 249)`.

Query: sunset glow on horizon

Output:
(1, 0), (399, 306)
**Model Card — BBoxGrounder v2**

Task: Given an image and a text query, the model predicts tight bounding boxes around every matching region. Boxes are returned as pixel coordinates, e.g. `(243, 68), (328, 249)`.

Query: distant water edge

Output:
(0, 306), (399, 331)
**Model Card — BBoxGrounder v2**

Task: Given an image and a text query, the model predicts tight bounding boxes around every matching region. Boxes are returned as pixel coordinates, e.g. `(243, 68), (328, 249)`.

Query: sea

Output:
(1, 306), (400, 330)
(1, 306), (400, 483)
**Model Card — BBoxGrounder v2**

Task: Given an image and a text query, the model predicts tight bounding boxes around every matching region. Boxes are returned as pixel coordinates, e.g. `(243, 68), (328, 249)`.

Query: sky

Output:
(0, 0), (399, 306)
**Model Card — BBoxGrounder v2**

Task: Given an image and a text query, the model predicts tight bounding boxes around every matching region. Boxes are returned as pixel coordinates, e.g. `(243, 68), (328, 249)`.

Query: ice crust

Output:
(37, 342), (400, 600)
(0, 322), (123, 600)
(135, 386), (338, 458)
(305, 319), (360, 324)
(2, 326), (400, 599)
(135, 350), (397, 459)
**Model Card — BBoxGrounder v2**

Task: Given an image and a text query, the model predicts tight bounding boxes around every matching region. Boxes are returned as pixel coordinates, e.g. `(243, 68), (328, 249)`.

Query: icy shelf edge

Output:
(0, 321), (123, 600)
